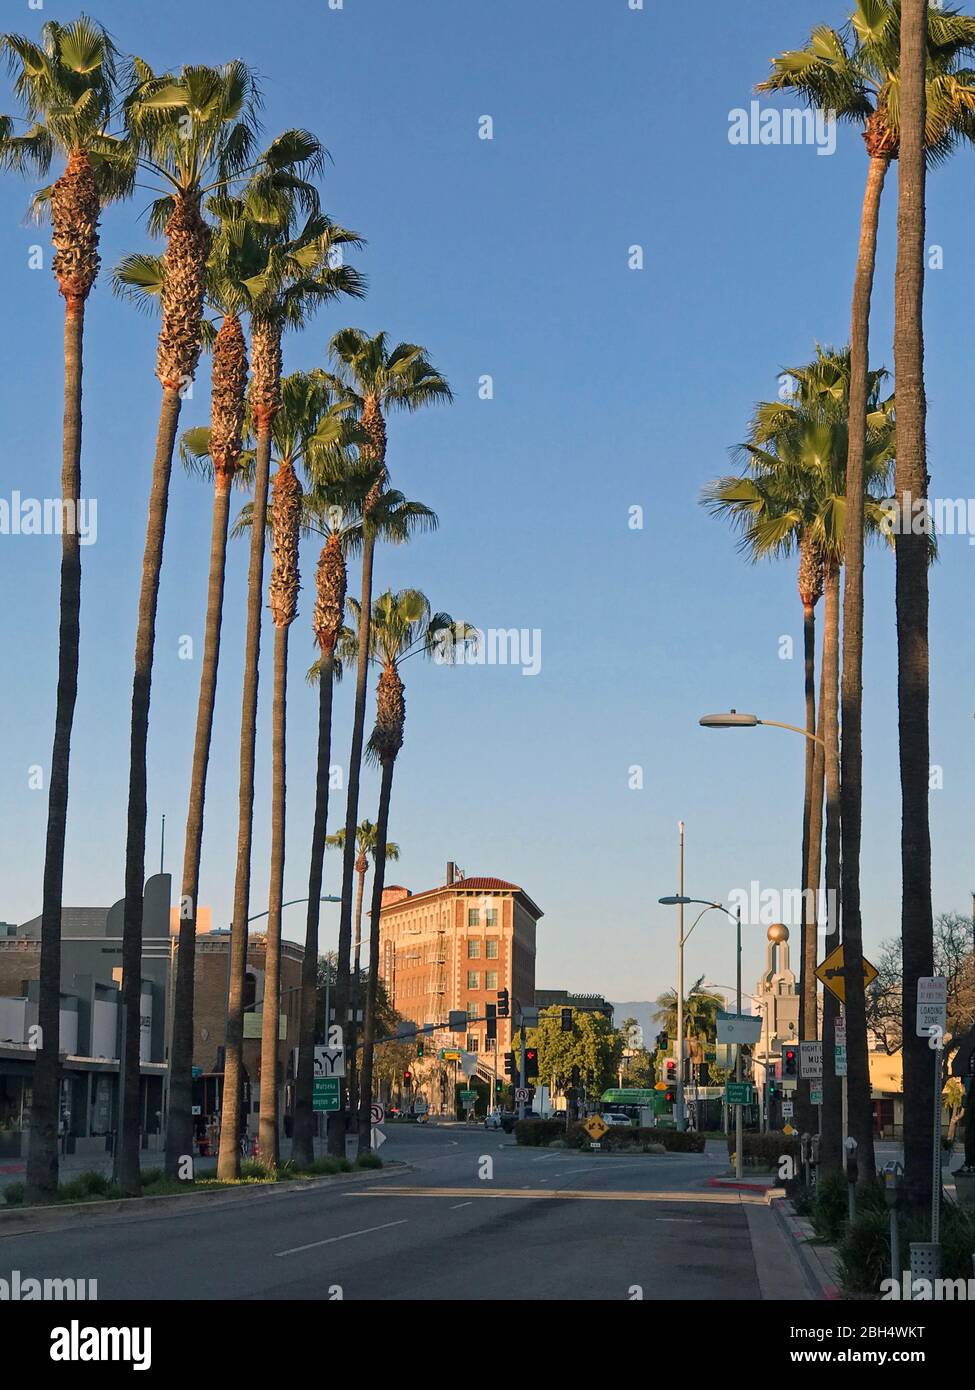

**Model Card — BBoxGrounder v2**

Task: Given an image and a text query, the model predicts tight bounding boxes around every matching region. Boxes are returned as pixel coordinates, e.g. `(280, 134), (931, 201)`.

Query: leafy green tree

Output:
(521, 1008), (624, 1102)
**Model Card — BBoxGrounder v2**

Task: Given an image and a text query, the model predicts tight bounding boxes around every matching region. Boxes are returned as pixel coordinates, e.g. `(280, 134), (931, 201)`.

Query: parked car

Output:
(602, 1112), (634, 1127)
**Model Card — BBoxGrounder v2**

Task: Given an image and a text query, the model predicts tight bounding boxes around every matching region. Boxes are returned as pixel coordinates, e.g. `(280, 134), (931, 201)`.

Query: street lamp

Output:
(699, 710), (825, 748)
(657, 894), (741, 1168)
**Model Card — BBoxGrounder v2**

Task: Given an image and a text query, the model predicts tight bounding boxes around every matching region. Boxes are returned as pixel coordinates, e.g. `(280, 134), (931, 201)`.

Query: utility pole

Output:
(677, 820), (686, 1131)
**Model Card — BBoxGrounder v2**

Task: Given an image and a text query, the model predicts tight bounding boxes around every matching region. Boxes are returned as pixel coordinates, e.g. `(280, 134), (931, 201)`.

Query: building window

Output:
(467, 908), (479, 927)
(467, 1002), (479, 1019)
(485, 971), (498, 991)
(484, 1036), (496, 1052)
(467, 971), (480, 991)
(468, 939), (481, 958)
(466, 1035), (480, 1053)
(485, 909), (498, 926)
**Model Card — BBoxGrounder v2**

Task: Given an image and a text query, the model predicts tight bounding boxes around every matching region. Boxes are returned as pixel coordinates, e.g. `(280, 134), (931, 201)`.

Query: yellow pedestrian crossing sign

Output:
(816, 944), (878, 1004)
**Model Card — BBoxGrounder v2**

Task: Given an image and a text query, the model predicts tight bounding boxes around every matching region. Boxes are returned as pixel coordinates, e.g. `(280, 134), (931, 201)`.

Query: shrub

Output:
(239, 1159), (278, 1182)
(56, 1171), (121, 1203)
(727, 1132), (800, 1171)
(3, 1183), (25, 1207)
(810, 1170), (849, 1243)
(297, 1157), (343, 1176)
(355, 1152), (383, 1170)
(563, 1124), (705, 1153)
(514, 1119), (565, 1146)
(837, 1208), (893, 1295)
(838, 1201), (975, 1296)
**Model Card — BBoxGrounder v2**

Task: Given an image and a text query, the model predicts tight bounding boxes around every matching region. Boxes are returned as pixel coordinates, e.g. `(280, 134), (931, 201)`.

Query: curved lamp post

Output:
(699, 709), (825, 748)
(658, 895), (742, 1172)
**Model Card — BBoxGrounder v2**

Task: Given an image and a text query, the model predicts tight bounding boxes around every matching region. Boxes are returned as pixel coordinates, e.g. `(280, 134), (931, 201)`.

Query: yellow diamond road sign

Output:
(816, 944), (878, 1004)
(583, 1115), (608, 1142)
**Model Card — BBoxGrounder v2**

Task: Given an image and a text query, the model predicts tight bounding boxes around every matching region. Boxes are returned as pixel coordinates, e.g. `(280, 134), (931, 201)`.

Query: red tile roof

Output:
(450, 876), (519, 892)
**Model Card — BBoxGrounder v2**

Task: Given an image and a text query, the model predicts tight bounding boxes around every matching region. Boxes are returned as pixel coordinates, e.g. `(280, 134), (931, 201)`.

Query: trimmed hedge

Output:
(514, 1119), (566, 1146)
(562, 1123), (705, 1153)
(727, 1131), (801, 1171)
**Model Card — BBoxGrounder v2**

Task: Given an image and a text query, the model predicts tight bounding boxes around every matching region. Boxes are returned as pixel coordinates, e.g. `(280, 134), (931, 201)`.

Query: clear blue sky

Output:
(1, 0), (972, 1009)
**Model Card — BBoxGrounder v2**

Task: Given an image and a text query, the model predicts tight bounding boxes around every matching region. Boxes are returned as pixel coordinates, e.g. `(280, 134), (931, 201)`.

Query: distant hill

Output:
(611, 1002), (659, 1041)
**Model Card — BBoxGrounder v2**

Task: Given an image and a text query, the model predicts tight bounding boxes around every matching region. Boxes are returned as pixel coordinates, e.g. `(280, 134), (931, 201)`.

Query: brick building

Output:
(379, 863), (543, 1058)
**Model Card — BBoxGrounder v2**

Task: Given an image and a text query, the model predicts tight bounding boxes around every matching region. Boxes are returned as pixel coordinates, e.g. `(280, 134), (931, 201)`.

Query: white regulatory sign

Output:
(515, 1087), (530, 1102)
(916, 977), (947, 1039)
(799, 1041), (823, 1079)
(370, 1102), (385, 1127)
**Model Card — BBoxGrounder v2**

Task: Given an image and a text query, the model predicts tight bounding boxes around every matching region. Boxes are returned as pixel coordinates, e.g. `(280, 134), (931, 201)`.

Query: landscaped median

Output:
(0, 1153), (393, 1228)
(513, 1119), (706, 1153)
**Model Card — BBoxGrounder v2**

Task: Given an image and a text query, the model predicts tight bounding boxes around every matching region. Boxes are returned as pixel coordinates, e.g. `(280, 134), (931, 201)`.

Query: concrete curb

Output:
(0, 1161), (410, 1235)
(770, 1197), (842, 1299)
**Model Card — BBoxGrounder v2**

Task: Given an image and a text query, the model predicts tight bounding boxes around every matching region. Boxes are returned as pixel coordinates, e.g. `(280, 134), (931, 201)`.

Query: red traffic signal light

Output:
(783, 1048), (797, 1079)
(665, 1058), (677, 1082)
(664, 1088), (676, 1105)
(403, 1071), (412, 1083)
(525, 1048), (539, 1079)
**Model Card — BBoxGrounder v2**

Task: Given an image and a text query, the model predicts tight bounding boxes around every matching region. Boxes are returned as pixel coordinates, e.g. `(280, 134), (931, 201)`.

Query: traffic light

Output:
(783, 1047), (798, 1080)
(664, 1088), (676, 1105)
(503, 1051), (515, 1077)
(656, 1031), (668, 1051)
(561, 1008), (573, 1033)
(525, 1048), (539, 1079)
(417, 1038), (424, 1059)
(486, 1003), (497, 1041)
(665, 1058), (677, 1083)
(697, 1063), (710, 1086)
(496, 989), (510, 1018)
(403, 1071), (412, 1084)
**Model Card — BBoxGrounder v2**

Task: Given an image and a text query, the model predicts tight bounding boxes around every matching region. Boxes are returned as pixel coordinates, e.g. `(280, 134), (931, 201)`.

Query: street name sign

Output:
(816, 945), (878, 1005)
(916, 977), (948, 1038)
(312, 1077), (341, 1113)
(716, 1012), (762, 1045)
(460, 1089), (477, 1102)
(800, 1042), (823, 1079)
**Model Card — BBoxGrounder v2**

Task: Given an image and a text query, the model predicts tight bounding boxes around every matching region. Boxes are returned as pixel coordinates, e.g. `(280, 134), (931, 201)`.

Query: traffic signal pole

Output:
(518, 1018), (527, 1121)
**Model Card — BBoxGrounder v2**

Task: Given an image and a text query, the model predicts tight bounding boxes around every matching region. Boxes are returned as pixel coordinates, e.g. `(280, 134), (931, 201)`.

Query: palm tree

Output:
(341, 589), (474, 1153)
(253, 373), (357, 1168)
(895, 0), (935, 1214)
(293, 480), (437, 1162)
(114, 203), (278, 1177)
(322, 331), (452, 1151)
(115, 60), (267, 1195)
(213, 216), (364, 1183)
(703, 348), (896, 1164)
(758, 0), (975, 1185)
(653, 978), (725, 1044)
(325, 820), (401, 1124)
(2, 16), (132, 1204)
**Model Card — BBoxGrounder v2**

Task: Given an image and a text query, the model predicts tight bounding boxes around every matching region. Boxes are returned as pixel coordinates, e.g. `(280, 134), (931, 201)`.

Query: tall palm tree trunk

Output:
(292, 653), (335, 1168)
(25, 287), (87, 1203)
(347, 858), (367, 1122)
(258, 624), (289, 1164)
(259, 453), (301, 1165)
(797, 581), (820, 1134)
(165, 480), (233, 1176)
(119, 192), (209, 1195)
(820, 563), (843, 1175)
(216, 418), (273, 1181)
(357, 758), (395, 1153)
(166, 312), (246, 1178)
(119, 383), (184, 1195)
(839, 150), (890, 1187)
(895, 0), (934, 1215)
(330, 530), (375, 1154)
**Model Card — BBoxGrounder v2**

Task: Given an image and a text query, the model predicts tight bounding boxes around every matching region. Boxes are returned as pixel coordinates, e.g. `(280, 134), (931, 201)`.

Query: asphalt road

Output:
(0, 1127), (810, 1302)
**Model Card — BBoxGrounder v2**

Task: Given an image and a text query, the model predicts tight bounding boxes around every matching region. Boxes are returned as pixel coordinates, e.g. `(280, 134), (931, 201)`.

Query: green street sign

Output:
(705, 1051), (717, 1063)
(810, 1086), (823, 1105)
(460, 1089), (477, 1101)
(725, 1082), (754, 1106)
(313, 1077), (341, 1113)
